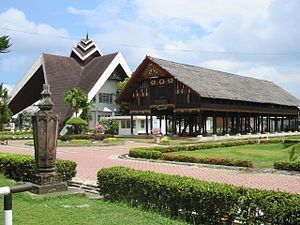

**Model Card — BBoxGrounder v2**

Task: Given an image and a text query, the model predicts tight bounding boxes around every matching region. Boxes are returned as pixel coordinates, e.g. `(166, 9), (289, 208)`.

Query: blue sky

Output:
(1, 0), (300, 98)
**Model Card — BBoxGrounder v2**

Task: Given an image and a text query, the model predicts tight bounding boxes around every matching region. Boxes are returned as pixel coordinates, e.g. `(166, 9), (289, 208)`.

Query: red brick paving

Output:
(1, 140), (300, 194)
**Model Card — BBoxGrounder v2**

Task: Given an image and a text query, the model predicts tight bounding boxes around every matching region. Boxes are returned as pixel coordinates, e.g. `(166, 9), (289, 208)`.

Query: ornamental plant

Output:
(95, 124), (107, 134)
(152, 127), (161, 135)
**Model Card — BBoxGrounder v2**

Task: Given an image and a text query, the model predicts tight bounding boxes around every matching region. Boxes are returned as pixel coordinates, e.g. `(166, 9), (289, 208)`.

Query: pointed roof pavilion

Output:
(9, 36), (131, 130)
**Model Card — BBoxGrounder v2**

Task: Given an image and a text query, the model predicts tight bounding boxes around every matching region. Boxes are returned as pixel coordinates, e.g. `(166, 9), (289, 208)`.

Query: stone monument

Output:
(31, 84), (67, 194)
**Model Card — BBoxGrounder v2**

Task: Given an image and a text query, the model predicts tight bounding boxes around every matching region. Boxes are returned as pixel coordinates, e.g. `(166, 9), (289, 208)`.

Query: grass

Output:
(173, 142), (300, 168)
(0, 175), (186, 225)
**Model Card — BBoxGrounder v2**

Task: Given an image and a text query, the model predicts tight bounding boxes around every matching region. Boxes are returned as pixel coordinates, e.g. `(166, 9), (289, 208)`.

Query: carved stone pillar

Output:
(31, 84), (67, 194)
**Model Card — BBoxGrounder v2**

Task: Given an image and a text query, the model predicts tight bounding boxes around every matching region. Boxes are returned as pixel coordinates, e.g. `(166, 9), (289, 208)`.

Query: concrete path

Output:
(0, 140), (299, 194)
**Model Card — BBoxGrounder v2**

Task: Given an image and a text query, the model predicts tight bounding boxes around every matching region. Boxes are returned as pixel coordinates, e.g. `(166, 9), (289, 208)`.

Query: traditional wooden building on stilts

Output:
(117, 56), (300, 136)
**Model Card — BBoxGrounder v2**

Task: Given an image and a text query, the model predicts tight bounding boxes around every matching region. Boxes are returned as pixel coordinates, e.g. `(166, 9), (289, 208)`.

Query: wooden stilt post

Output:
(150, 114), (153, 134)
(165, 115), (168, 135)
(213, 112), (217, 134)
(145, 114), (149, 135)
(275, 116), (278, 132)
(236, 114), (240, 134)
(225, 113), (228, 134)
(130, 114), (134, 135)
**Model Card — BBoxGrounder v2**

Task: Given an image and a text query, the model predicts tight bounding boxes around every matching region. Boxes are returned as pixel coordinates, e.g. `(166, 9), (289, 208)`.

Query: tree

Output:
(0, 35), (11, 53)
(64, 87), (89, 117)
(0, 84), (12, 130)
(117, 77), (130, 115)
(66, 117), (88, 134)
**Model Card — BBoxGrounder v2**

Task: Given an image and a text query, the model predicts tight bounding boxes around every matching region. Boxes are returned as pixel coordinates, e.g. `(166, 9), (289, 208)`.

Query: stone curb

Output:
(120, 154), (300, 177)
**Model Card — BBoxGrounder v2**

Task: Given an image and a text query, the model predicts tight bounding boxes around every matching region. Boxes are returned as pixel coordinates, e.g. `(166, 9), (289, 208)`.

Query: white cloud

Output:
(0, 8), (74, 73)
(134, 0), (271, 31)
(66, 0), (300, 98)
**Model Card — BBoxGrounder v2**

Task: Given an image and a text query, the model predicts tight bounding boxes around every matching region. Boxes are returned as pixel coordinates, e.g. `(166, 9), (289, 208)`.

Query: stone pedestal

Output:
(31, 173), (67, 194)
(31, 84), (67, 194)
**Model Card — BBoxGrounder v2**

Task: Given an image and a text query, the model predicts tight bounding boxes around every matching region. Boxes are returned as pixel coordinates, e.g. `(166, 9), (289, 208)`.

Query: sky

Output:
(0, 0), (300, 97)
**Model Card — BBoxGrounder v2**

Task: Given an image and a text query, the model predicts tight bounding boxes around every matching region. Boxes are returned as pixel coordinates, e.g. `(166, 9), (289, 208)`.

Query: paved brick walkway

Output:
(1, 140), (299, 194)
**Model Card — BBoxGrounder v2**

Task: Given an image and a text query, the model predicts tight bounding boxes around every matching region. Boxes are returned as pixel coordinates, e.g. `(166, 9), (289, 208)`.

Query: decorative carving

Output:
(150, 80), (156, 86)
(167, 78), (173, 83)
(148, 64), (158, 75)
(159, 79), (165, 85)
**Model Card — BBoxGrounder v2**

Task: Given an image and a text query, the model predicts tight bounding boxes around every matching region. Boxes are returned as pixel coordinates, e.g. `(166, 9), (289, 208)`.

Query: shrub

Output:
(59, 134), (111, 142)
(0, 153), (76, 184)
(274, 161), (300, 171)
(98, 167), (300, 225)
(0, 130), (32, 135)
(162, 154), (254, 168)
(159, 136), (170, 145)
(95, 124), (107, 134)
(284, 139), (300, 144)
(259, 138), (282, 144)
(129, 149), (162, 159)
(66, 117), (88, 134)
(98, 119), (118, 134)
(107, 137), (117, 142)
(70, 139), (91, 143)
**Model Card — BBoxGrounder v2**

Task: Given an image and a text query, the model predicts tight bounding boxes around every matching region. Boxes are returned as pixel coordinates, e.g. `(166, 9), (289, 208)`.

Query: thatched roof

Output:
(118, 56), (300, 107)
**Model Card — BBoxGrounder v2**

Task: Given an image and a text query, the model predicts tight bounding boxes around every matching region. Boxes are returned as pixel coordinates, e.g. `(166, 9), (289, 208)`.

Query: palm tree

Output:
(64, 87), (89, 117)
(0, 35), (11, 53)
(0, 84), (12, 130)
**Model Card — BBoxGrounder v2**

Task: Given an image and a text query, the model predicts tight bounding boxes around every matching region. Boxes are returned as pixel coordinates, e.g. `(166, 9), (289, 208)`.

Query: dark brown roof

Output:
(9, 51), (118, 128)
(46, 53), (118, 124)
(118, 56), (300, 107)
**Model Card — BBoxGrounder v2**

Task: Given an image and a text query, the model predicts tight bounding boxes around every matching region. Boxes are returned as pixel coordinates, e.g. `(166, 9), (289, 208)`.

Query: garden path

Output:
(0, 140), (299, 194)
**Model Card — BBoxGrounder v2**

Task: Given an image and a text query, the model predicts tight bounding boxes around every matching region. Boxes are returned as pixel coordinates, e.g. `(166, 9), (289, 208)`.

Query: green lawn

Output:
(173, 142), (300, 168)
(0, 175), (186, 225)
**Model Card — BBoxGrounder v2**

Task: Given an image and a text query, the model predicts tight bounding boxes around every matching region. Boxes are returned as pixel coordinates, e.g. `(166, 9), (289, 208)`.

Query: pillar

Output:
(150, 114), (153, 133)
(275, 116), (278, 132)
(236, 114), (241, 133)
(281, 117), (284, 132)
(213, 113), (217, 134)
(225, 113), (229, 134)
(145, 114), (149, 135)
(172, 113), (176, 135)
(130, 114), (134, 135)
(165, 115), (168, 135)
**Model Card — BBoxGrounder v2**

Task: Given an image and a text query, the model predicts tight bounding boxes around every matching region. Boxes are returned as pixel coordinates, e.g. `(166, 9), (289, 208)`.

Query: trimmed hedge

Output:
(130, 139), (278, 156)
(0, 153), (76, 184)
(129, 139), (284, 167)
(162, 154), (254, 168)
(98, 167), (300, 225)
(59, 133), (113, 141)
(129, 149), (162, 159)
(0, 130), (32, 135)
(274, 161), (300, 171)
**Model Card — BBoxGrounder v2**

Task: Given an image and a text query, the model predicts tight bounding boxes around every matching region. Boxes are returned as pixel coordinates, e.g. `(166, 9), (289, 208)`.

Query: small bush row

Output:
(162, 154), (254, 168)
(98, 167), (300, 225)
(59, 133), (113, 141)
(129, 149), (162, 159)
(0, 153), (76, 184)
(0, 130), (32, 135)
(0, 135), (33, 140)
(274, 161), (300, 171)
(130, 139), (281, 155)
